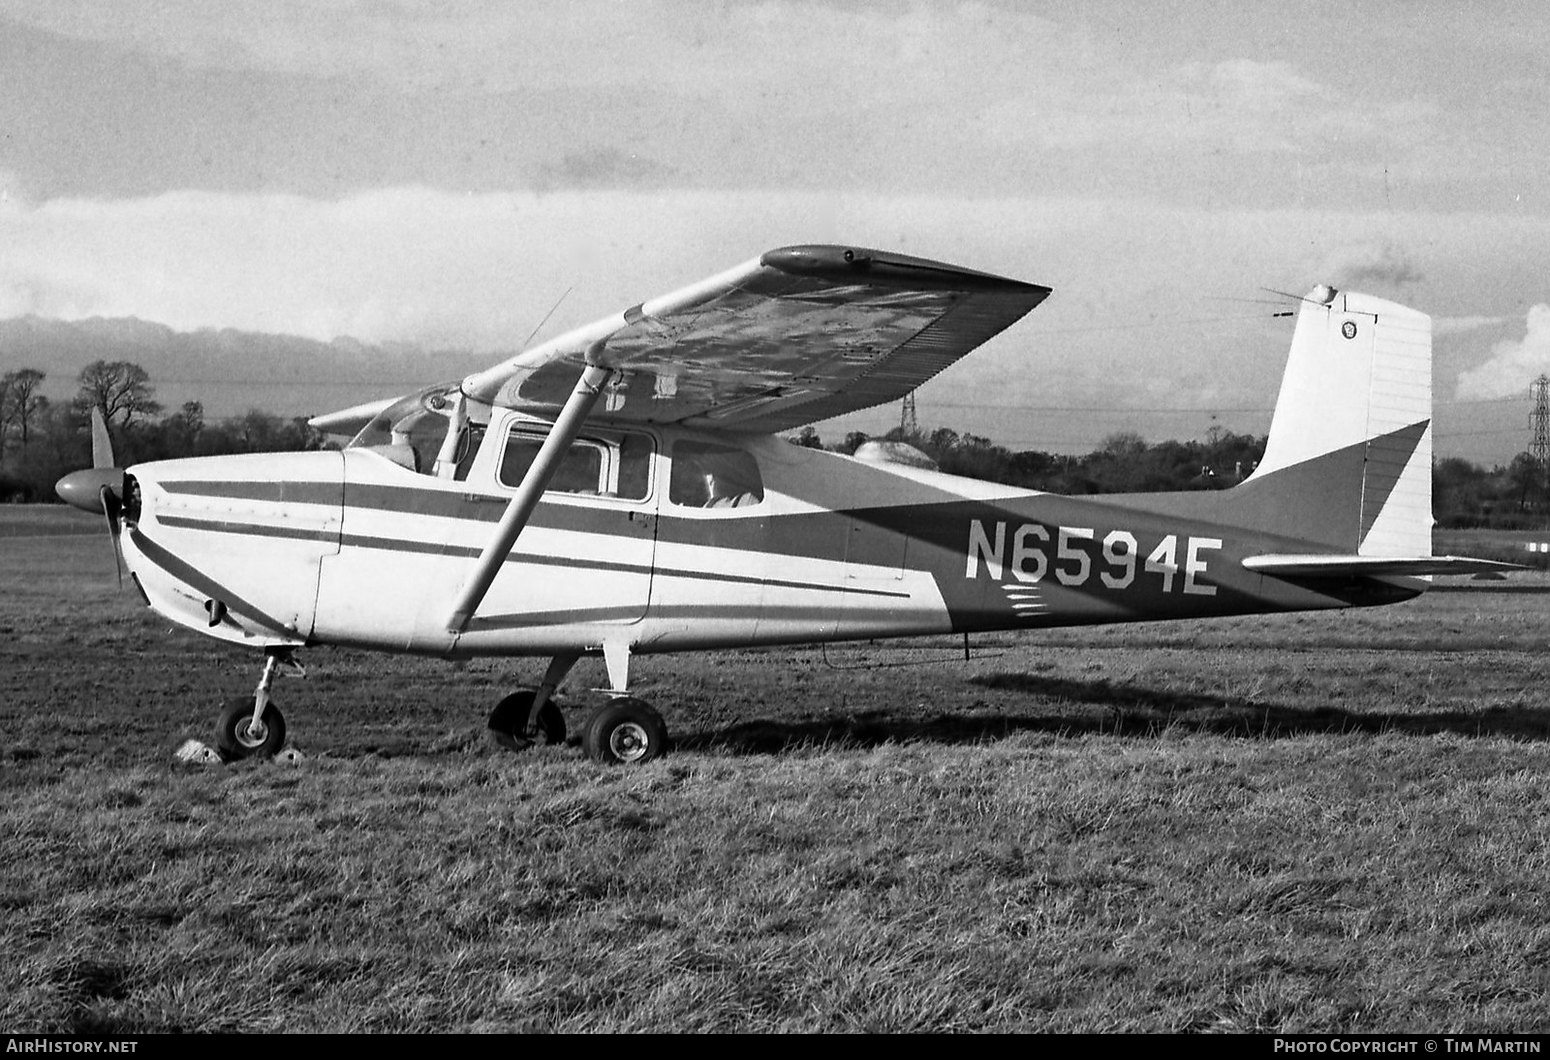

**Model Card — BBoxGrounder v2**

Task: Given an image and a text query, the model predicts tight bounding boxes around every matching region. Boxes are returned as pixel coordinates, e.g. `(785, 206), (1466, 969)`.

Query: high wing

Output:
(304, 244), (1050, 635)
(458, 245), (1050, 432)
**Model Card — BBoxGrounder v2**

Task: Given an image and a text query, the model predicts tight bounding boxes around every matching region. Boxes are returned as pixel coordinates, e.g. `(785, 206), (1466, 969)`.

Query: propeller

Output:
(55, 407), (128, 586)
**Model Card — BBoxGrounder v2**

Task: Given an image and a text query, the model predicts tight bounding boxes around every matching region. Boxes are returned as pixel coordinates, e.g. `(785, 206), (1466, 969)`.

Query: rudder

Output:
(1243, 286), (1432, 556)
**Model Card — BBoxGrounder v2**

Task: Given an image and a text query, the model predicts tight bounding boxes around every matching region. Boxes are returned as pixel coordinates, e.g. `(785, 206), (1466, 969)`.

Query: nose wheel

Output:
(216, 697), (286, 760)
(216, 647), (300, 761)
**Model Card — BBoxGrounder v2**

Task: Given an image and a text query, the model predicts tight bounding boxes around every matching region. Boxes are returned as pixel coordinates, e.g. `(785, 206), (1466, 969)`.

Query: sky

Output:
(3, 0), (1550, 463)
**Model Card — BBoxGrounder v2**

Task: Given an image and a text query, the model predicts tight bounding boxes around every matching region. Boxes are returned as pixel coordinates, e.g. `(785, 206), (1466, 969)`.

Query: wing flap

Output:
(1243, 554), (1526, 577)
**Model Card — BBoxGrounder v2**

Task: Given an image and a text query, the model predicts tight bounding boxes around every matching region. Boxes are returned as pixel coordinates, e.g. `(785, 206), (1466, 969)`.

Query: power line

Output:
(1532, 375), (1550, 487)
(1438, 428), (1528, 438)
(1016, 311), (1284, 336)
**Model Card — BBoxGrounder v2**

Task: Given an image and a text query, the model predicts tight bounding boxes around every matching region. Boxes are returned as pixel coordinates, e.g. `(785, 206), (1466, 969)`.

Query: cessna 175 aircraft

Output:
(55, 244), (1505, 765)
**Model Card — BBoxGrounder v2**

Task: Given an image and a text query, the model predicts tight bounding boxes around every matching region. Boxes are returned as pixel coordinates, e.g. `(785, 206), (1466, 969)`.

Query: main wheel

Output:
(583, 698), (667, 765)
(216, 697), (287, 760)
(488, 690), (567, 750)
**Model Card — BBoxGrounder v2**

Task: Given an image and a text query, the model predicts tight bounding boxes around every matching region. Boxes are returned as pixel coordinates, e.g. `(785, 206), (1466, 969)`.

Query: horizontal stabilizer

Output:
(1243, 554), (1526, 577)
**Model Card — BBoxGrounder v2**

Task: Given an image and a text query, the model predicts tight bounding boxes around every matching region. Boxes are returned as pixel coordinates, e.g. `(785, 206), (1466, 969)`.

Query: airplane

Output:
(54, 244), (1511, 765)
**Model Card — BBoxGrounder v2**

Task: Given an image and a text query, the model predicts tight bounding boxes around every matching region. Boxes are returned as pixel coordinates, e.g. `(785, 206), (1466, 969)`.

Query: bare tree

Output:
(74, 360), (162, 429)
(1100, 430), (1148, 458)
(1, 367), (46, 458)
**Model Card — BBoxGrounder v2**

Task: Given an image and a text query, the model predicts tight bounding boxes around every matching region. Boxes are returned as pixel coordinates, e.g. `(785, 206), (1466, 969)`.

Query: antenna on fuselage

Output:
(518, 287), (574, 351)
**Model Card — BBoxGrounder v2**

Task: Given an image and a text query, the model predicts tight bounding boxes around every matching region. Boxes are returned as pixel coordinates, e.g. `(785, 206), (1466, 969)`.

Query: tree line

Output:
(791, 423), (1268, 497)
(0, 361), (327, 502)
(2, 360), (1544, 528)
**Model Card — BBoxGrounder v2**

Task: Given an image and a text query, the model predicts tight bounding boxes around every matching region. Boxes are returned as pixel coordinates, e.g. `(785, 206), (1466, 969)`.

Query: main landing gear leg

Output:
(582, 642), (668, 766)
(216, 647), (301, 761)
(529, 653), (578, 736)
(487, 653), (577, 750)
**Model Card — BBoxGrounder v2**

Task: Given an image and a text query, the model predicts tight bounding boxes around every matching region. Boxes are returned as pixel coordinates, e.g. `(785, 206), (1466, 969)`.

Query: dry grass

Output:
(3, 507), (1550, 1032)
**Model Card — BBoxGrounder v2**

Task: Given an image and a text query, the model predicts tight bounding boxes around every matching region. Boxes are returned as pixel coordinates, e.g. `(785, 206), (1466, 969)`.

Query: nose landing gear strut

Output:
(216, 647), (303, 761)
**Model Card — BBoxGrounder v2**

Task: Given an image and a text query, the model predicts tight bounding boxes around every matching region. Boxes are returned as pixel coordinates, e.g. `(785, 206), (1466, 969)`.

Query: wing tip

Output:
(761, 244), (1049, 298)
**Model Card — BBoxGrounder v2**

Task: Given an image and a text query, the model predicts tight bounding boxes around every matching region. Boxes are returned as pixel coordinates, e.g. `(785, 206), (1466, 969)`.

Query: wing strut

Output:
(445, 362), (616, 635)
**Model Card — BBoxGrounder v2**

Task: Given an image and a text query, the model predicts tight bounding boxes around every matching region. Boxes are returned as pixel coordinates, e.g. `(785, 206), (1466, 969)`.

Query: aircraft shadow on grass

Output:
(676, 671), (1550, 754)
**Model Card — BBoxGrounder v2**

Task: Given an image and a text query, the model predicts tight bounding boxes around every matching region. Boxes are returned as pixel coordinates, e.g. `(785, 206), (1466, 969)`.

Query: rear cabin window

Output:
(498, 428), (652, 500)
(670, 440), (764, 508)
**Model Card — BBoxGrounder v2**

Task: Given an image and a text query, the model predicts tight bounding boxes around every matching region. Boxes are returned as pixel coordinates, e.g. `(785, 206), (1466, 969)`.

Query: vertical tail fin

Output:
(1240, 286), (1432, 555)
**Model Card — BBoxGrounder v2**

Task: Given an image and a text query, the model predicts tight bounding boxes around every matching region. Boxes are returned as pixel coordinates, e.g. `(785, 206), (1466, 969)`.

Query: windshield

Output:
(346, 383), (476, 477)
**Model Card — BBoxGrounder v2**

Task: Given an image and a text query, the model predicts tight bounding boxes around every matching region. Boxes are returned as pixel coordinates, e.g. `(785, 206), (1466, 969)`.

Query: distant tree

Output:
(1008, 449), (1060, 484)
(788, 426), (823, 449)
(1, 401), (88, 502)
(1206, 430), (1263, 483)
(923, 426), (957, 453)
(235, 409), (285, 451)
(839, 431), (869, 455)
(178, 400), (205, 439)
(1506, 451), (1545, 514)
(1434, 457), (1488, 528)
(74, 360), (162, 429)
(1100, 430), (1147, 458)
(0, 368), (46, 454)
(168, 400), (205, 453)
(0, 373), (16, 463)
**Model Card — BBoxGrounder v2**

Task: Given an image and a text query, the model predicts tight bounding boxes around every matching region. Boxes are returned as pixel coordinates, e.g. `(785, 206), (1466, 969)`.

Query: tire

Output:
(216, 697), (287, 760)
(582, 698), (667, 765)
(488, 690), (566, 750)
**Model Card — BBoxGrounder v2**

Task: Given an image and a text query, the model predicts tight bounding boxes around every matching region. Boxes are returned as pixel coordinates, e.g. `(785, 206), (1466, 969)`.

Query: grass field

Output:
(4, 506), (1550, 1032)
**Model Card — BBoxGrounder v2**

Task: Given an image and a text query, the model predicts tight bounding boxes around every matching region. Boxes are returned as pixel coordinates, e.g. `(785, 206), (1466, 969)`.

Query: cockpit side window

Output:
(670, 440), (764, 508)
(498, 427), (654, 500)
(500, 435), (604, 492)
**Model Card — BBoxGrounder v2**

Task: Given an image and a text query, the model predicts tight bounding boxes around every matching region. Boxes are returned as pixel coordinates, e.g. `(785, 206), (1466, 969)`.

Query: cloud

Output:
(2, 2), (1486, 212)
(0, 168), (34, 209)
(0, 0), (1063, 94)
(0, 4), (1383, 160)
(5, 182), (1550, 402)
(1317, 241), (1423, 290)
(0, 185), (903, 349)
(533, 148), (677, 192)
(1456, 304), (1550, 400)
(1434, 314), (1509, 336)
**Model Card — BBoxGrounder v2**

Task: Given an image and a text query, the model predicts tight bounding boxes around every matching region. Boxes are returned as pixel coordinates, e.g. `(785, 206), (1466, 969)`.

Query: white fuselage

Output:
(118, 403), (1415, 666)
(119, 412), (981, 660)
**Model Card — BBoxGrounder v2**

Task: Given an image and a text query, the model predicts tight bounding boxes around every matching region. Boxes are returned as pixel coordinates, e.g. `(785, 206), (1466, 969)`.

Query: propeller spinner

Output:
(55, 408), (130, 585)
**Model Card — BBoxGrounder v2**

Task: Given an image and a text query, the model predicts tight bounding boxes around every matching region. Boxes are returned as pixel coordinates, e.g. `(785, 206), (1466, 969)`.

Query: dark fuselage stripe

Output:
(151, 513), (915, 600)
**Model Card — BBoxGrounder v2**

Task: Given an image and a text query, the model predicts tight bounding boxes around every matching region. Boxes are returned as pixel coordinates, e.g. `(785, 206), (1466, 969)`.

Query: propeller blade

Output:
(100, 485), (124, 589)
(90, 407), (115, 469)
